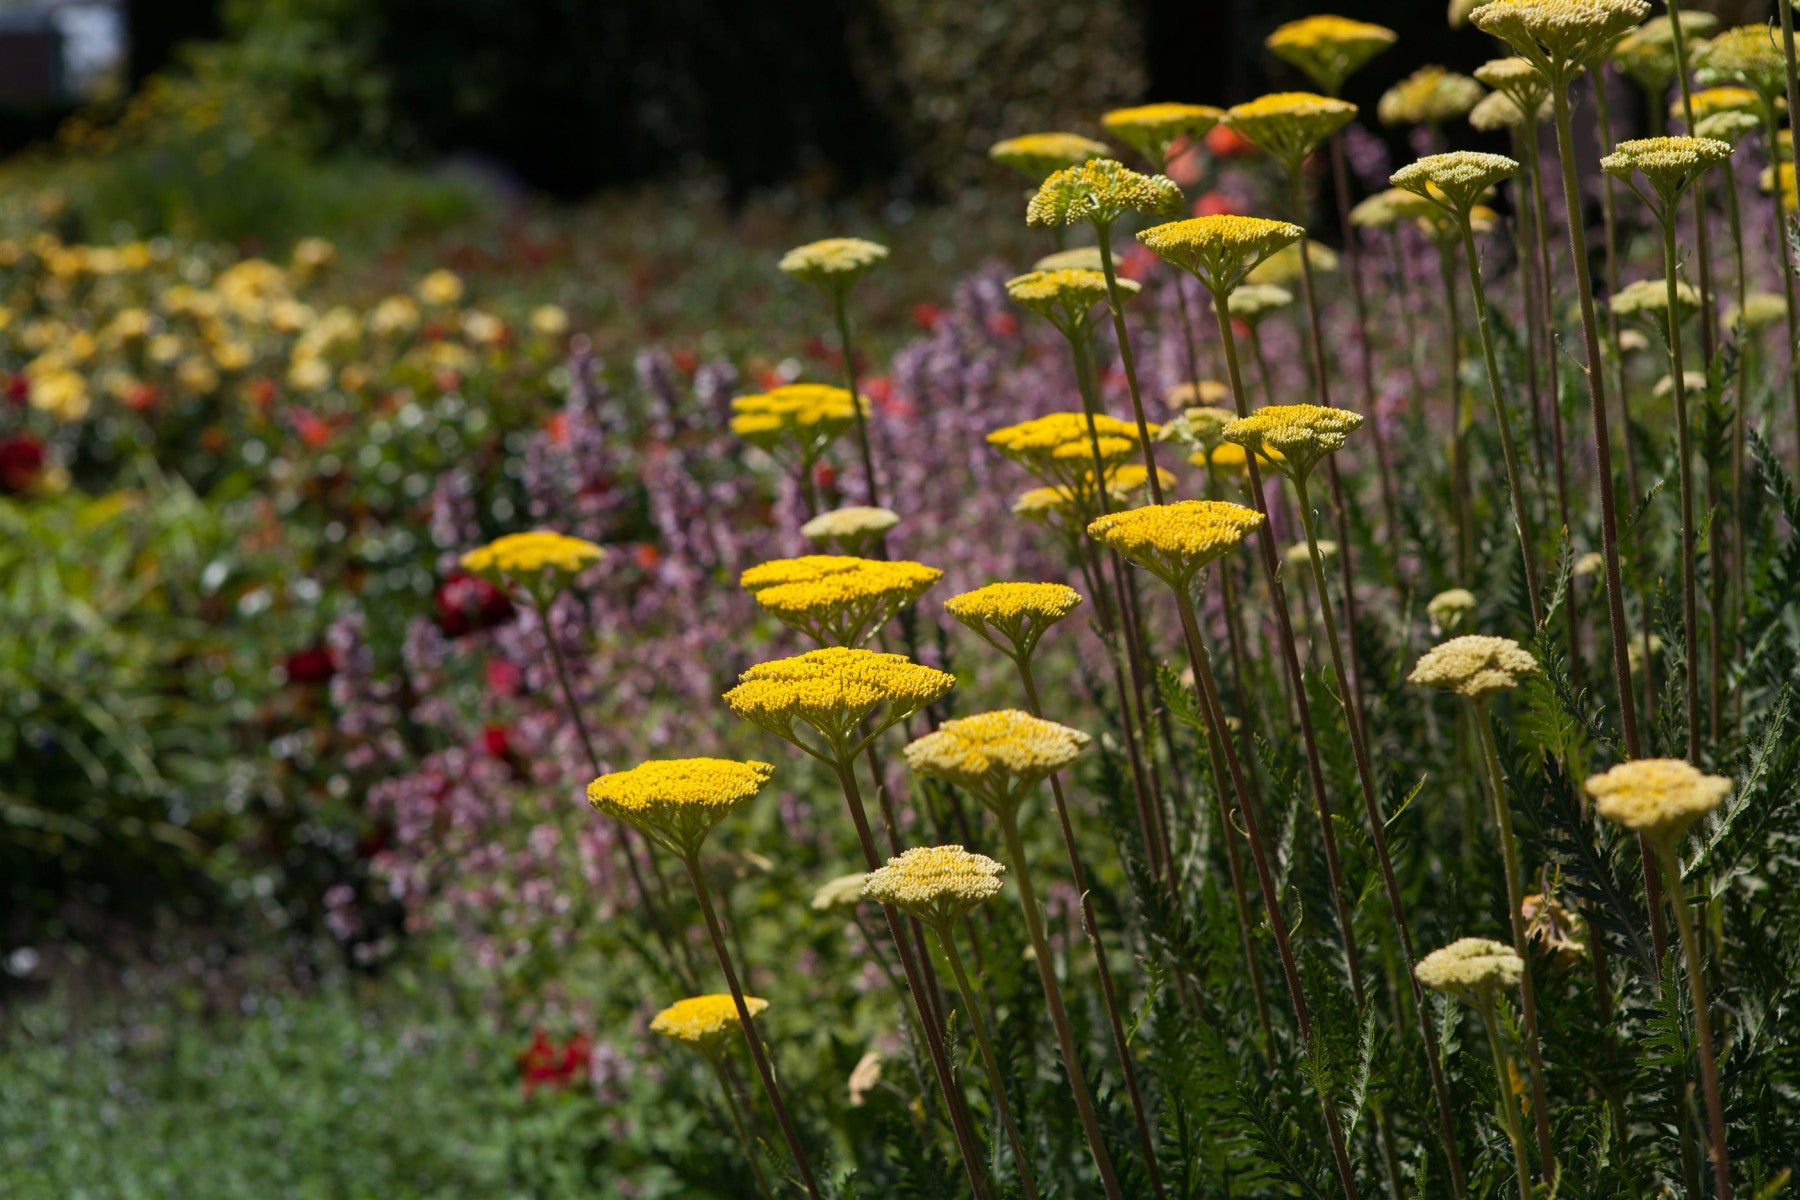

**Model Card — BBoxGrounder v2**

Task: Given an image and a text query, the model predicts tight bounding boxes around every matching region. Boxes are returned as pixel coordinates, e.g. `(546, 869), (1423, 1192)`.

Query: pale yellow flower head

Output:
(1471, 0), (1653, 78)
(1027, 158), (1184, 230)
(587, 758), (773, 858)
(1427, 587), (1479, 634)
(1392, 152), (1519, 217)
(1221, 403), (1363, 481)
(1586, 758), (1731, 845)
(1246, 241), (1339, 286)
(1349, 189), (1410, 228)
(1696, 27), (1787, 99)
(731, 383), (866, 463)
(741, 555), (942, 646)
(1686, 85), (1760, 121)
(1226, 93), (1359, 170)
(1087, 500), (1265, 587)
(779, 238), (889, 294)
(1136, 215), (1305, 294)
(1266, 15), (1397, 94)
(1158, 404), (1239, 452)
(1379, 67), (1485, 127)
(1601, 136), (1733, 204)
(1469, 90), (1538, 131)
(862, 845), (1006, 926)
(1475, 57), (1553, 123)
(1163, 380), (1232, 410)
(1611, 12), (1717, 93)
(1102, 103), (1224, 165)
(800, 506), (900, 555)
(1694, 110), (1759, 146)
(945, 581), (1083, 661)
(725, 648), (955, 757)
(1724, 292), (1787, 330)
(990, 132), (1114, 181)
(651, 994), (766, 1058)
(811, 872), (869, 911)
(1226, 283), (1294, 324)
(1006, 268), (1139, 336)
(1610, 276), (1700, 318)
(1408, 634), (1539, 697)
(1450, 0), (1498, 28)
(1032, 246), (1106, 272)
(1652, 371), (1708, 398)
(1415, 937), (1525, 1002)
(904, 710), (1090, 814)
(416, 269), (464, 306)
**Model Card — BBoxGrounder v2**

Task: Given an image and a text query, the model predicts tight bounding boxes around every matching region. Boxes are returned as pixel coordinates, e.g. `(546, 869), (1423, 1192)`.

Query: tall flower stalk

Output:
(780, 238), (891, 507)
(650, 995), (779, 1200)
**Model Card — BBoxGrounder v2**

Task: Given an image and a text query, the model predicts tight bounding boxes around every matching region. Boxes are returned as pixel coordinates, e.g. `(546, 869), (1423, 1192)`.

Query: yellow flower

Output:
(1266, 15), (1397, 94)
(1415, 937), (1524, 1002)
(1696, 25), (1788, 98)
(1723, 292), (1786, 330)
(1686, 85), (1760, 120)
(987, 411), (1152, 490)
(724, 648), (955, 757)
(810, 872), (869, 911)
(1428, 588), (1479, 634)
(367, 295), (421, 336)
(1474, 56), (1552, 122)
(1225, 284), (1294, 325)
(1694, 110), (1759, 146)
(462, 530), (605, 578)
(291, 237), (336, 274)
(1026, 158), (1184, 230)
(288, 356), (332, 392)
(1348, 189), (1409, 228)
(903, 710), (1089, 815)
(988, 132), (1113, 181)
(1245, 241), (1339, 286)
(1032, 246), (1105, 272)
(1408, 635), (1538, 697)
(862, 845), (1006, 926)
(531, 304), (570, 337)
(1221, 403), (1363, 481)
(1601, 136), (1734, 203)
(651, 994), (766, 1058)
(1136, 215), (1305, 295)
(731, 383), (865, 463)
(741, 555), (942, 646)
(1469, 90), (1536, 131)
(1471, 0), (1654, 78)
(1157, 404), (1238, 452)
(1087, 500), (1264, 586)
(587, 758), (774, 858)
(1200, 441), (1286, 478)
(1226, 92), (1359, 169)
(1101, 103), (1224, 165)
(417, 269), (464, 306)
(1391, 151), (1520, 215)
(176, 357), (219, 396)
(1006, 269), (1138, 337)
(1610, 276), (1700, 318)
(1379, 66), (1486, 127)
(945, 581), (1083, 661)
(778, 237), (889, 294)
(30, 368), (89, 421)
(1585, 758), (1731, 845)
(799, 505), (900, 555)
(1163, 380), (1231, 410)
(1612, 13), (1718, 93)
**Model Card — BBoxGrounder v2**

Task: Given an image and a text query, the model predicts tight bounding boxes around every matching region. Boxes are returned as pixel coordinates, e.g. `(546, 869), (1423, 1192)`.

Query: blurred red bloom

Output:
(1196, 191), (1238, 217)
(911, 301), (945, 330)
(813, 463), (837, 493)
(1117, 244), (1158, 281)
(435, 572), (515, 637)
(4, 373), (28, 405)
(284, 645), (336, 685)
(1165, 142), (1206, 187)
(289, 408), (333, 449)
(985, 311), (1019, 338)
(670, 347), (699, 376)
(247, 376), (278, 408)
(122, 383), (160, 412)
(1206, 125), (1257, 159)
(632, 543), (662, 570)
(486, 657), (524, 696)
(482, 724), (512, 758)
(0, 434), (44, 493)
(518, 1029), (591, 1097)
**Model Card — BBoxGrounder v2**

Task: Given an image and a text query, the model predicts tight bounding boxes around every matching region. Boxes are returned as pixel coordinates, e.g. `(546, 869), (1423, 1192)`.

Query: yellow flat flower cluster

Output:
(1266, 15), (1396, 94)
(1475, 56), (1551, 116)
(1585, 758), (1732, 843)
(724, 647), (955, 753)
(1601, 137), (1734, 199)
(1415, 937), (1524, 1000)
(1101, 103), (1224, 163)
(1026, 159), (1184, 230)
(650, 994), (767, 1057)
(1391, 151), (1519, 212)
(988, 132), (1112, 181)
(778, 238), (890, 292)
(1471, 0), (1652, 73)
(1227, 92), (1359, 166)
(587, 758), (775, 858)
(1222, 403), (1363, 481)
(1696, 27), (1788, 97)
(1136, 215), (1306, 294)
(1685, 86), (1758, 120)
(904, 709), (1090, 809)
(1378, 66), (1484, 127)
(861, 845), (1006, 926)
(461, 530), (605, 578)
(1427, 587), (1479, 634)
(799, 505), (899, 553)
(1158, 405), (1238, 453)
(1006, 269), (1139, 335)
(1611, 13), (1716, 92)
(946, 581), (1083, 659)
(731, 383), (865, 455)
(1611, 277), (1700, 317)
(742, 555), (943, 646)
(1086, 499), (1265, 585)
(1408, 635), (1539, 697)
(1695, 110), (1759, 146)
(988, 411), (1155, 489)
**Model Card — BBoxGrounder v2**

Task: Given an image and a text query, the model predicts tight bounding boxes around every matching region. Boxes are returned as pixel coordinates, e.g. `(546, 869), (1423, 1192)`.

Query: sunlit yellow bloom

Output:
(741, 555), (942, 646)
(1685, 85), (1759, 122)
(725, 648), (955, 756)
(288, 355), (332, 392)
(1032, 246), (1105, 272)
(987, 411), (1152, 490)
(904, 710), (1089, 815)
(1158, 405), (1238, 453)
(1225, 284), (1294, 325)
(29, 367), (89, 421)
(989, 132), (1113, 181)
(1026, 158), (1184, 230)
(417, 269), (465, 306)
(587, 758), (772, 859)
(368, 295), (421, 336)
(1221, 403), (1363, 481)
(1469, 90), (1537, 131)
(1379, 66), (1485, 126)
(945, 581), (1083, 661)
(862, 845), (1006, 926)
(1601, 136), (1733, 203)
(1087, 499), (1263, 586)
(1101, 103), (1224, 165)
(1695, 25), (1787, 98)
(1416, 937), (1524, 1001)
(1408, 634), (1538, 697)
(1136, 215), (1305, 295)
(651, 994), (766, 1058)
(1200, 442), (1287, 478)
(1163, 381), (1232, 410)
(1724, 291), (1786, 329)
(779, 237), (889, 294)
(176, 357), (219, 395)
(463, 310), (506, 345)
(1391, 151), (1519, 214)
(1226, 92), (1358, 169)
(1349, 189), (1409, 228)
(799, 505), (900, 554)
(1610, 276), (1699, 317)
(1428, 588), (1479, 634)
(213, 259), (291, 318)
(1006, 268), (1138, 336)
(1471, 0), (1654, 77)
(1611, 13), (1717, 93)
(1266, 15), (1396, 93)
(531, 304), (570, 337)
(731, 383), (866, 463)
(1694, 110), (1759, 146)
(810, 872), (869, 911)
(1474, 57), (1552, 127)
(1245, 241), (1338, 286)
(1586, 758), (1731, 844)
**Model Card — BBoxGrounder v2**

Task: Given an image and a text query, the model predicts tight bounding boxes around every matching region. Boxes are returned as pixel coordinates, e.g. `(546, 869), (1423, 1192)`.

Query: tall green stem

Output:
(708, 1057), (776, 1200)
(1659, 844), (1734, 1200)
(1476, 997), (1535, 1200)
(1723, 165), (1748, 700)
(833, 291), (882, 508)
(1433, 238), (1474, 582)
(1093, 231), (1166, 504)
(1664, 0), (1717, 367)
(1656, 213), (1703, 762)
(937, 930), (1041, 1200)
(1593, 76), (1644, 507)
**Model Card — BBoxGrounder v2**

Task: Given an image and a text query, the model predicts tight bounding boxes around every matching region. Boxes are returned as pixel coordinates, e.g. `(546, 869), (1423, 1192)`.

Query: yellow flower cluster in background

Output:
(651, 994), (767, 1058)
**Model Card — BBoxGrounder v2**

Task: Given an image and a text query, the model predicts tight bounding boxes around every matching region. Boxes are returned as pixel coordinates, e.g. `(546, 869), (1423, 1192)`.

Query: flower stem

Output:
(1591, 76), (1644, 509)
(832, 290), (882, 509)
(708, 1056), (776, 1200)
(1476, 996), (1535, 1200)
(1472, 698), (1557, 1183)
(1433, 238), (1475, 583)
(1657, 213), (1703, 763)
(1659, 843), (1734, 1200)
(1093, 228), (1166, 504)
(684, 855), (823, 1200)
(1780, 1), (1800, 469)
(937, 926), (1043, 1200)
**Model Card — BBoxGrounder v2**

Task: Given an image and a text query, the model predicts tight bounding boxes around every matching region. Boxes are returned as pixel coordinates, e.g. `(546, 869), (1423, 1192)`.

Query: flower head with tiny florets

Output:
(1266, 15), (1397, 94)
(862, 845), (1006, 927)
(990, 132), (1114, 181)
(725, 648), (955, 760)
(651, 994), (766, 1059)
(1226, 284), (1294, 325)
(1428, 588), (1479, 635)
(1136, 215), (1305, 295)
(800, 506), (899, 555)
(1221, 404), (1363, 482)
(1686, 85), (1760, 121)
(1158, 405), (1239, 453)
(1471, 0), (1654, 81)
(731, 383), (866, 465)
(1409, 634), (1539, 697)
(461, 531), (604, 606)
(1026, 158), (1184, 230)
(946, 581), (1083, 662)
(1246, 241), (1339, 285)
(1102, 103), (1224, 166)
(1391, 152), (1520, 216)
(1601, 136), (1733, 207)
(587, 758), (774, 859)
(1611, 12), (1717, 92)
(1475, 56), (1552, 121)
(1694, 110), (1759, 146)
(741, 555), (942, 647)
(1087, 500), (1265, 588)
(1226, 93), (1359, 171)
(1349, 189), (1409, 228)
(1611, 276), (1700, 318)
(1695, 25), (1787, 100)
(1033, 246), (1105, 272)
(1586, 758), (1732, 845)
(1470, 91), (1538, 130)
(1415, 937), (1525, 1003)
(1379, 66), (1486, 126)
(1007, 269), (1140, 337)
(810, 872), (868, 911)
(778, 238), (889, 297)
(988, 411), (1155, 493)
(904, 710), (1090, 816)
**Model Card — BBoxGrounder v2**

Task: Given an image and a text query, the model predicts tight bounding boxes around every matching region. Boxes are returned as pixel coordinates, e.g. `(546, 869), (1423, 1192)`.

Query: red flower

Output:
(283, 645), (336, 685)
(0, 434), (45, 493)
(1196, 191), (1238, 217)
(482, 724), (512, 758)
(435, 573), (516, 637)
(247, 376), (278, 408)
(1116, 244), (1158, 282)
(813, 463), (837, 493)
(1206, 125), (1257, 159)
(911, 301), (946, 331)
(289, 408), (333, 449)
(670, 347), (699, 376)
(4, 373), (28, 405)
(122, 383), (160, 412)
(518, 1029), (591, 1097)
(631, 543), (662, 570)
(985, 311), (1020, 338)
(486, 657), (524, 696)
